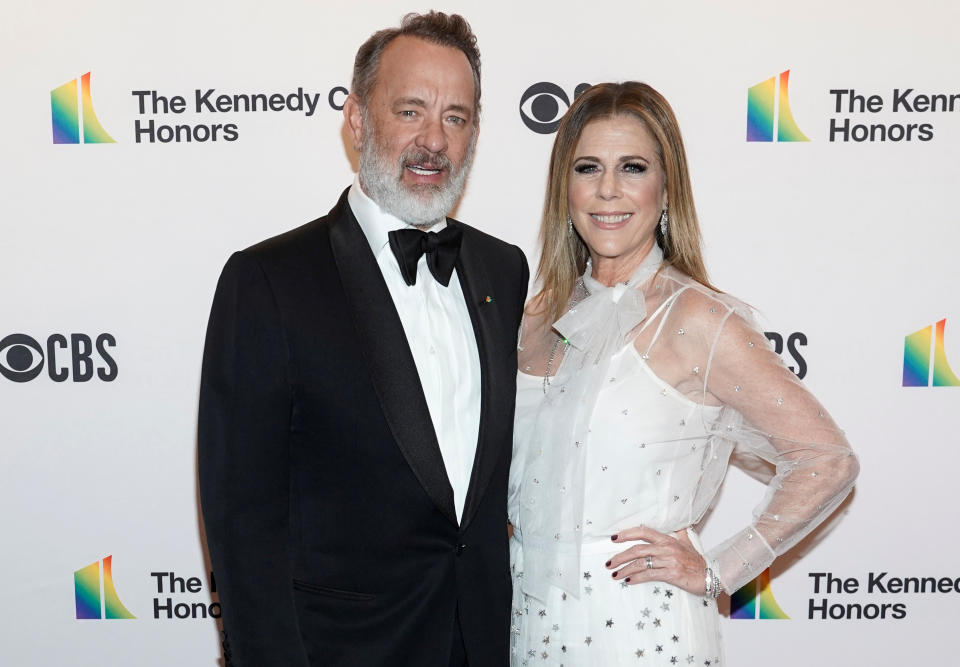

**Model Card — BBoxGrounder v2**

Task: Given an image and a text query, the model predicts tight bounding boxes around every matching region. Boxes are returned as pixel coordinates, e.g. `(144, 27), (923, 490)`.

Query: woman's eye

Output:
(622, 162), (648, 174)
(574, 163), (599, 174)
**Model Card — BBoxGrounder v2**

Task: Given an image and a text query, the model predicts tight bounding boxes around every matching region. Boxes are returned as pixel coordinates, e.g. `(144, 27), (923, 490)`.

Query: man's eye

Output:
(400, 110), (417, 118)
(447, 115), (465, 125)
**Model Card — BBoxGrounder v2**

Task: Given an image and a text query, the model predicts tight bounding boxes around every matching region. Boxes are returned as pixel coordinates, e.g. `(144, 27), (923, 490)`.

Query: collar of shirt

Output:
(347, 174), (448, 257)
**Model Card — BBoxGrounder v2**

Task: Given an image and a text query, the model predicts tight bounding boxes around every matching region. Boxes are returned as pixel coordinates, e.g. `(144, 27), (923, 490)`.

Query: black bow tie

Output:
(388, 225), (463, 287)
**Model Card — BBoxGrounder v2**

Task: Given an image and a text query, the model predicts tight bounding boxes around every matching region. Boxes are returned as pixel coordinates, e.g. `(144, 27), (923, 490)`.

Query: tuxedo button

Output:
(455, 543), (467, 556)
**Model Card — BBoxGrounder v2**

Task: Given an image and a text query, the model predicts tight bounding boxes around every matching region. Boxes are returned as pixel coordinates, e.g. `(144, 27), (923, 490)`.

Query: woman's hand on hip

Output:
(604, 525), (708, 596)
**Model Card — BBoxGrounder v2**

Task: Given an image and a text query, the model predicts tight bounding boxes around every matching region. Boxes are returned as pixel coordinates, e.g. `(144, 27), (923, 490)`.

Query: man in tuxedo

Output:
(198, 11), (528, 667)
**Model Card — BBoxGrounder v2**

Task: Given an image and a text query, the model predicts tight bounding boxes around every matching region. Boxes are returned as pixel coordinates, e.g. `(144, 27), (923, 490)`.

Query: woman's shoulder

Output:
(654, 267), (758, 331)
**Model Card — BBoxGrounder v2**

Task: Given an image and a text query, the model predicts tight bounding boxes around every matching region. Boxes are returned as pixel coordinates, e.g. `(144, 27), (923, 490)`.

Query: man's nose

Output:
(415, 116), (448, 155)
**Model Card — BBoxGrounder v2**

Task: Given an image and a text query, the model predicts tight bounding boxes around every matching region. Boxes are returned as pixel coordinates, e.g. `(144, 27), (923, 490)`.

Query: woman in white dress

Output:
(509, 82), (859, 666)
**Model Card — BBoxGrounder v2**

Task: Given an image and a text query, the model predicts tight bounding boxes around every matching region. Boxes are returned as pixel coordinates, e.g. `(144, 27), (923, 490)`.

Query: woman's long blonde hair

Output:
(533, 81), (715, 323)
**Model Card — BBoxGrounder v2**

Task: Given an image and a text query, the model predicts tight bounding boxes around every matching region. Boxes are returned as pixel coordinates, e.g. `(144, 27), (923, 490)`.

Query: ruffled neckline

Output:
(581, 244), (664, 303)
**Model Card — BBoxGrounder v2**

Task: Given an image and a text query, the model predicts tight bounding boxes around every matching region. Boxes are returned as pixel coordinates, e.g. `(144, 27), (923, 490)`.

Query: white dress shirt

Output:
(348, 176), (481, 523)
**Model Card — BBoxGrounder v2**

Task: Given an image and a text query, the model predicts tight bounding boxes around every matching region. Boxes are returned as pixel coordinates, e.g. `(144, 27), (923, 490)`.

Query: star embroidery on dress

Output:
(653, 587), (661, 595)
(641, 607), (651, 618)
(653, 618), (662, 627)
(606, 619), (614, 628)
(656, 645), (664, 653)
(585, 636), (593, 646)
(636, 649), (645, 658)
(671, 657), (678, 664)
(664, 589), (674, 598)
(661, 602), (670, 612)
(538, 609), (547, 617)
(636, 621), (645, 630)
(687, 657), (695, 664)
(583, 571), (592, 580)
(671, 635), (679, 643)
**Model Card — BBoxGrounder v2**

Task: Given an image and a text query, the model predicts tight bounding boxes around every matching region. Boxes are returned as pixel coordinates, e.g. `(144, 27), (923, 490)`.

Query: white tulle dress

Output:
(508, 247), (858, 666)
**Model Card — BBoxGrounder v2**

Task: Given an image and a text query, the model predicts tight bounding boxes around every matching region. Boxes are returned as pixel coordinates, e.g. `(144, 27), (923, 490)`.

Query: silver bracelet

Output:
(704, 567), (723, 599)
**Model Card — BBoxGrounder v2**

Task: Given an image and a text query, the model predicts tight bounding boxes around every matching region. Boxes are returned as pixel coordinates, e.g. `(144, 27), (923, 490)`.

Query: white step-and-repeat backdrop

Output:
(2, 1), (957, 665)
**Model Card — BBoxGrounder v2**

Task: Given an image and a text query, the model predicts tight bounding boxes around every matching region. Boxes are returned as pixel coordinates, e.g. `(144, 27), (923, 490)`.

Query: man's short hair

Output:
(351, 11), (482, 124)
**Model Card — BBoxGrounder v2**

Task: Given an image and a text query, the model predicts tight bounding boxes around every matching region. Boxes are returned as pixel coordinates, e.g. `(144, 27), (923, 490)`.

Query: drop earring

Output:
(659, 205), (669, 240)
(567, 214), (574, 235)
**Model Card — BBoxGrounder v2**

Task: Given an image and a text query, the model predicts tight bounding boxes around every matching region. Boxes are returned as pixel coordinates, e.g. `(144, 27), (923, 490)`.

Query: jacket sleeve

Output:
(198, 251), (310, 667)
(517, 245), (530, 320)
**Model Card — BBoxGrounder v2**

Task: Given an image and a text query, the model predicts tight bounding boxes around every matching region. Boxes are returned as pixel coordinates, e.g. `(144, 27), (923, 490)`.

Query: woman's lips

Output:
(589, 212), (633, 229)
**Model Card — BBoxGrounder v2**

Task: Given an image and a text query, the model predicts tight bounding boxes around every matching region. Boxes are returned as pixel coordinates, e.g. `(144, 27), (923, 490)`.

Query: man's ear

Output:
(343, 94), (364, 151)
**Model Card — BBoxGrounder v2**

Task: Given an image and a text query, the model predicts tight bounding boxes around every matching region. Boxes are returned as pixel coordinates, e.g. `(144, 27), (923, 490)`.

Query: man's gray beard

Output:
(358, 124), (475, 228)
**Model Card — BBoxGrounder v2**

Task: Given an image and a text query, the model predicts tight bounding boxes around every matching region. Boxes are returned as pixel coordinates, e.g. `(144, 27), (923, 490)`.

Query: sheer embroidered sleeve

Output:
(702, 308), (859, 593)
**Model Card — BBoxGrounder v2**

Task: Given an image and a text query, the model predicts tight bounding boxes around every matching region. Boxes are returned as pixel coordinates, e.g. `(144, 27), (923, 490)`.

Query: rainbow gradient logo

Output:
(746, 70), (810, 142)
(903, 318), (960, 387)
(74, 555), (135, 619)
(730, 568), (789, 620)
(51, 72), (116, 144)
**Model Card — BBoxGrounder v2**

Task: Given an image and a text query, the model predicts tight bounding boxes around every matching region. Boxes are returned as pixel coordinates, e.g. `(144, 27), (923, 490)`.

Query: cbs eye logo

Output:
(519, 82), (591, 134)
(0, 333), (117, 383)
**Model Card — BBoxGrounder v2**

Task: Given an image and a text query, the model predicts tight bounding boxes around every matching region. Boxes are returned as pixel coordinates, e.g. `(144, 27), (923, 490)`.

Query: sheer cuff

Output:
(707, 526), (776, 594)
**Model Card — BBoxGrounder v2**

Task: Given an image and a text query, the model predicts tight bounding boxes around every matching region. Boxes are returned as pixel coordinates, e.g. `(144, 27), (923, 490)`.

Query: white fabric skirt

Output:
(510, 533), (723, 666)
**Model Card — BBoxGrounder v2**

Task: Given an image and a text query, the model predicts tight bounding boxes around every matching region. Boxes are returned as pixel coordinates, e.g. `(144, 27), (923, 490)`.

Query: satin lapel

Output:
(328, 196), (457, 525)
(452, 223), (506, 530)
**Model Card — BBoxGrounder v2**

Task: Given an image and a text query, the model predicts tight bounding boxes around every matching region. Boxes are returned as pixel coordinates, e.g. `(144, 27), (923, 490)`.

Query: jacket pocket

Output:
(292, 579), (376, 601)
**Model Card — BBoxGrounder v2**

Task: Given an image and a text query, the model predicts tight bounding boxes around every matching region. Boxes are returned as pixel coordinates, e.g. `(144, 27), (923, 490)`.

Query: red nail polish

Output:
(625, 577), (631, 583)
(605, 560), (611, 567)
(611, 534), (618, 541)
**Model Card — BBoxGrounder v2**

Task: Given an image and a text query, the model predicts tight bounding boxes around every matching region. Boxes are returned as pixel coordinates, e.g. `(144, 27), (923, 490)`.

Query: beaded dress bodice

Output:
(510, 256), (858, 601)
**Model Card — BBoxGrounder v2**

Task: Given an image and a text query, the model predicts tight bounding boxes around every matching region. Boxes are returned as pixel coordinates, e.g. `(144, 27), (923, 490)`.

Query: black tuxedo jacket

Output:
(198, 189), (528, 666)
